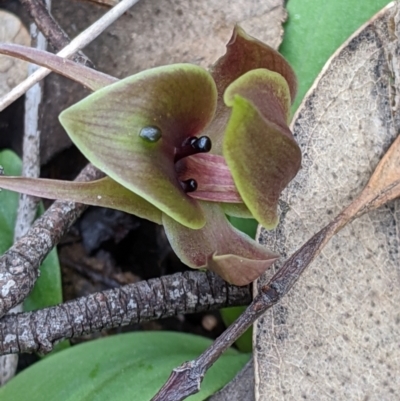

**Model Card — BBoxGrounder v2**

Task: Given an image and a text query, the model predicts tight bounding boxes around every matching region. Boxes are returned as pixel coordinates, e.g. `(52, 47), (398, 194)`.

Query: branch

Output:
(0, 271), (251, 355)
(19, 0), (94, 67)
(151, 285), (279, 401)
(0, 0), (141, 111)
(0, 163), (104, 318)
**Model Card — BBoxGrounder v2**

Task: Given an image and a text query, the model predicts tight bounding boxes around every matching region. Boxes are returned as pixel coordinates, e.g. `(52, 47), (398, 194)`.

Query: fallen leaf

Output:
(254, 3), (400, 400)
(0, 10), (30, 97)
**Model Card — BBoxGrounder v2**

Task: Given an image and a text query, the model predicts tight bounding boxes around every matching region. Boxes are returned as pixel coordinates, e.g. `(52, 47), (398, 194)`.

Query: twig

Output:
(0, 271), (251, 355)
(0, 0), (140, 112)
(19, 0), (93, 67)
(83, 0), (120, 6)
(60, 257), (129, 288)
(15, 18), (47, 242)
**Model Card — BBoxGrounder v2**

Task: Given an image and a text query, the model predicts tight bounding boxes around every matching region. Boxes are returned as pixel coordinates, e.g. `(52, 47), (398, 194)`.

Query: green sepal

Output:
(60, 64), (219, 229)
(0, 176), (162, 224)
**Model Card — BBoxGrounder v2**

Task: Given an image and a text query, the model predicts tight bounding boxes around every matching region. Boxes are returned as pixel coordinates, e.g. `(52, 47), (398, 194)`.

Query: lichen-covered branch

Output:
(0, 164), (104, 318)
(0, 271), (251, 355)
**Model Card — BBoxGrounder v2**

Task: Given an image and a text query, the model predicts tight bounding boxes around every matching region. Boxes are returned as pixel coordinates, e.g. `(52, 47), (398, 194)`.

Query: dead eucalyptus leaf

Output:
(254, 3), (400, 400)
(348, 133), (400, 217)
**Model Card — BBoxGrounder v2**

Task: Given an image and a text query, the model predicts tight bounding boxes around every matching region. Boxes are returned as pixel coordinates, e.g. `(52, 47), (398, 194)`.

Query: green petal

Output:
(0, 176), (162, 224)
(163, 203), (278, 286)
(0, 44), (116, 91)
(223, 69), (301, 229)
(203, 25), (297, 154)
(59, 64), (218, 229)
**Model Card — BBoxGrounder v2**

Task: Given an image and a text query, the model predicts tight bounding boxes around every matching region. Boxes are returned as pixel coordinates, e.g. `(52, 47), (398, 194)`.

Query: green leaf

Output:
(23, 204), (62, 312)
(0, 150), (64, 343)
(220, 306), (252, 353)
(227, 216), (258, 238)
(0, 332), (250, 401)
(60, 64), (218, 230)
(0, 150), (21, 251)
(280, 0), (392, 113)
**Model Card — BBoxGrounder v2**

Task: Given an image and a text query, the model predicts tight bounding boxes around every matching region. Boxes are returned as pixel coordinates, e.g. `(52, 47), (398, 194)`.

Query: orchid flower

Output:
(0, 27), (301, 286)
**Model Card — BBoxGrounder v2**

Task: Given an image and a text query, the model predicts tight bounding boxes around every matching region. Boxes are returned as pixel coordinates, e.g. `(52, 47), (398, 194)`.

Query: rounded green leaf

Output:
(0, 150), (21, 250)
(0, 332), (250, 401)
(59, 64), (218, 229)
(220, 306), (252, 353)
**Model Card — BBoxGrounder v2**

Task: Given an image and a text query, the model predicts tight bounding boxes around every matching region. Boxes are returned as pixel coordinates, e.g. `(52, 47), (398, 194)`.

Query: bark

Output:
(0, 271), (251, 355)
(0, 163), (104, 318)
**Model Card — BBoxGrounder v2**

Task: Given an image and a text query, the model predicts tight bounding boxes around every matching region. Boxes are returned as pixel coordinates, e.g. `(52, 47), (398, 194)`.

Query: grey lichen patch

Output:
(255, 3), (400, 400)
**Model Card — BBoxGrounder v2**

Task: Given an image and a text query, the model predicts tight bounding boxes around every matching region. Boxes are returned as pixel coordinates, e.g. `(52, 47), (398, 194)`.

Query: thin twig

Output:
(83, 0), (120, 6)
(60, 257), (130, 288)
(0, 271), (251, 355)
(0, 0), (140, 111)
(19, 0), (93, 67)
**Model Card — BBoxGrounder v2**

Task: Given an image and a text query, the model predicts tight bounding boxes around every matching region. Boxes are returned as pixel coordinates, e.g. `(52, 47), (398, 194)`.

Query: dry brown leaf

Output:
(254, 3), (400, 400)
(0, 10), (30, 98)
